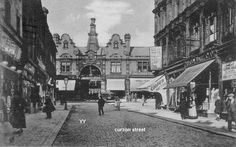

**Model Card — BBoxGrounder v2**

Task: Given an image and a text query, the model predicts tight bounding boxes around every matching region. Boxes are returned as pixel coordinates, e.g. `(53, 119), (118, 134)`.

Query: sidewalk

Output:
(119, 99), (236, 139)
(0, 103), (71, 146)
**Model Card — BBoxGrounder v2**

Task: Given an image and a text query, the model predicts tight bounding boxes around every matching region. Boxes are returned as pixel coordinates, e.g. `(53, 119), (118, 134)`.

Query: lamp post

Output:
(64, 77), (68, 110)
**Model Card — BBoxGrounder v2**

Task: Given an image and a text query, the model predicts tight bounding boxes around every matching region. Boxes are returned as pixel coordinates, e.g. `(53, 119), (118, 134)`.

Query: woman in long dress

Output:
(188, 93), (198, 119)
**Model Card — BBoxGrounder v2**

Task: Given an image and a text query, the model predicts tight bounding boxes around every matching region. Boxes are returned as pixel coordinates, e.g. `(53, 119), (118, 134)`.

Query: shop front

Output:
(130, 78), (152, 99)
(106, 79), (125, 98)
(138, 75), (167, 106)
(166, 59), (219, 116)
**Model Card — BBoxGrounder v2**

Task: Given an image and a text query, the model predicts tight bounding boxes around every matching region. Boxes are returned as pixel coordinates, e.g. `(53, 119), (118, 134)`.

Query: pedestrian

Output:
(214, 96), (223, 121)
(226, 93), (236, 132)
(134, 93), (137, 102)
(155, 92), (162, 109)
(179, 87), (188, 120)
(188, 96), (197, 119)
(115, 96), (121, 111)
(43, 96), (55, 119)
(98, 94), (106, 116)
(142, 95), (145, 106)
(9, 92), (27, 134)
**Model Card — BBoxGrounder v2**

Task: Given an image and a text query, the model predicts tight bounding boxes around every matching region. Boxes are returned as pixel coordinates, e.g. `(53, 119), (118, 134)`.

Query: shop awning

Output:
(138, 75), (165, 92)
(166, 59), (215, 88)
(106, 79), (125, 91)
(130, 78), (152, 91)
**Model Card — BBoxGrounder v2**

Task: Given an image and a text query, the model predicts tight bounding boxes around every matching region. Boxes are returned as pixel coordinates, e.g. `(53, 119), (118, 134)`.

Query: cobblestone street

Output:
(53, 103), (236, 147)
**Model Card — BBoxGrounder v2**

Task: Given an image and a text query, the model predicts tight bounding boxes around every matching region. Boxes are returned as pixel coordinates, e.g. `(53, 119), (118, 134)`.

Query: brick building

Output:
(55, 18), (154, 101)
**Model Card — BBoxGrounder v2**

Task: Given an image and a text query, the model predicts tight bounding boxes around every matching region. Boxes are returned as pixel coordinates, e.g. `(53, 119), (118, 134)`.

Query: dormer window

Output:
(63, 40), (68, 49)
(113, 41), (119, 49)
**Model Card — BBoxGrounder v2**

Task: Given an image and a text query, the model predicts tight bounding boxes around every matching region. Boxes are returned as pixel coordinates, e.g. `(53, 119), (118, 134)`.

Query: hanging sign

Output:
(149, 46), (162, 70)
(222, 61), (236, 81)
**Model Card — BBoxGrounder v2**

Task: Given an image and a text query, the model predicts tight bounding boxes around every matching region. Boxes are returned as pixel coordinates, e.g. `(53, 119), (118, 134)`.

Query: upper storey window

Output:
(63, 40), (69, 49)
(113, 41), (119, 49)
(5, 0), (11, 24)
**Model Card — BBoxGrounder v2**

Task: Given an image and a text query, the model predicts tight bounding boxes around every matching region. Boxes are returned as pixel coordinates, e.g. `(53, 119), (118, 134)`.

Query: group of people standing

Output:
(125, 93), (137, 102)
(179, 87), (198, 120)
(214, 92), (236, 132)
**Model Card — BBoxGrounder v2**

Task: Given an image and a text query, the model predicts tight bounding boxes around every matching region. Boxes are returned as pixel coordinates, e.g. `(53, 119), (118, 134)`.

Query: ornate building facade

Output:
(55, 18), (154, 100)
(153, 0), (236, 114)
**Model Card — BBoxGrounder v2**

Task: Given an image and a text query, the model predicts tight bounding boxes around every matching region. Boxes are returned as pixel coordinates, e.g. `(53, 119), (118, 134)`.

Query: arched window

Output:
(5, 0), (11, 24)
(113, 41), (119, 49)
(63, 40), (68, 49)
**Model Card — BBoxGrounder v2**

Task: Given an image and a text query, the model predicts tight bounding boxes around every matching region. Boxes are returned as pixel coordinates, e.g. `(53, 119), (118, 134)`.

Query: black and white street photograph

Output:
(0, 0), (236, 146)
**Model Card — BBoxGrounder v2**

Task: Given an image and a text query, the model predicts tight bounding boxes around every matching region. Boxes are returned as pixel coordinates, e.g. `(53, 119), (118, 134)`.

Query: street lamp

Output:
(64, 77), (68, 110)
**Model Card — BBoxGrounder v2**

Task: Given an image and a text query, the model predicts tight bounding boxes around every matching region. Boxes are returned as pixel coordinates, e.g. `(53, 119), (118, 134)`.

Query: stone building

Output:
(21, 0), (57, 111)
(0, 0), (23, 113)
(153, 0), (236, 114)
(55, 18), (154, 101)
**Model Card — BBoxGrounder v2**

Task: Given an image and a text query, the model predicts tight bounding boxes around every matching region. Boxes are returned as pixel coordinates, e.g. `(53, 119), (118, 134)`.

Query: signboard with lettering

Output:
(0, 31), (22, 60)
(222, 61), (236, 81)
(149, 46), (162, 70)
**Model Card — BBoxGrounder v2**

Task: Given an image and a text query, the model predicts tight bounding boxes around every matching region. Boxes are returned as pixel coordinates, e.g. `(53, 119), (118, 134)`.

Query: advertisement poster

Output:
(222, 61), (236, 81)
(149, 46), (162, 70)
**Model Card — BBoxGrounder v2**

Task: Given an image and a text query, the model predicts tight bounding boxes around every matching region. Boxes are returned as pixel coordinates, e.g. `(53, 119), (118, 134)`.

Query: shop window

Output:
(63, 40), (68, 49)
(137, 61), (150, 72)
(5, 0), (11, 24)
(16, 15), (21, 35)
(113, 41), (119, 49)
(222, 7), (234, 42)
(111, 62), (121, 73)
(61, 62), (71, 73)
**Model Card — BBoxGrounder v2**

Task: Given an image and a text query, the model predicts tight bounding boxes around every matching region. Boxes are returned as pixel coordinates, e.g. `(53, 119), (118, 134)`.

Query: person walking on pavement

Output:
(214, 96), (223, 121)
(226, 93), (236, 132)
(180, 87), (188, 120)
(43, 96), (55, 119)
(155, 92), (162, 109)
(142, 94), (145, 106)
(98, 94), (106, 116)
(9, 92), (27, 134)
(115, 96), (121, 111)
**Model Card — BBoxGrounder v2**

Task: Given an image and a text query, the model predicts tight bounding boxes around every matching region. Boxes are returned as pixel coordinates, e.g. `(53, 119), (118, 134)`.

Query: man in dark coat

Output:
(155, 92), (162, 109)
(179, 87), (188, 120)
(226, 93), (236, 132)
(43, 96), (55, 119)
(10, 93), (27, 134)
(98, 95), (106, 116)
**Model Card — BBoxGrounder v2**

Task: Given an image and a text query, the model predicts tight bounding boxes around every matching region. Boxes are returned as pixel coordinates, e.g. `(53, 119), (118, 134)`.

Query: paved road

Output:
(53, 103), (236, 147)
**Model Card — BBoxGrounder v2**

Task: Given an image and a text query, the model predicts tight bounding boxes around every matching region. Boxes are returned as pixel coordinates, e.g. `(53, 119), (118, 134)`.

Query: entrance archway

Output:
(77, 65), (102, 100)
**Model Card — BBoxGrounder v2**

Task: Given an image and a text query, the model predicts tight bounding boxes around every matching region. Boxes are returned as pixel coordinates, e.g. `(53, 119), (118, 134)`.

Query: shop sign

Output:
(24, 63), (35, 74)
(0, 31), (22, 60)
(149, 46), (162, 70)
(150, 75), (166, 92)
(222, 61), (236, 81)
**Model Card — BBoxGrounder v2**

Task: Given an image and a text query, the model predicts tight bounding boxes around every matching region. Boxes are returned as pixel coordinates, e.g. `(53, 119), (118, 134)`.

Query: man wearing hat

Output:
(226, 93), (236, 132)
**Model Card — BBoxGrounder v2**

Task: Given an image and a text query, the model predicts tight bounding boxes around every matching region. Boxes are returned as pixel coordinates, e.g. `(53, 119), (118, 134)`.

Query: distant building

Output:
(54, 18), (154, 100)
(153, 0), (236, 113)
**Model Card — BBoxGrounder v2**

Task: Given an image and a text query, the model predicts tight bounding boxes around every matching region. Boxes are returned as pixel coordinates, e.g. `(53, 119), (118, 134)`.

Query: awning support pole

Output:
(208, 71), (212, 110)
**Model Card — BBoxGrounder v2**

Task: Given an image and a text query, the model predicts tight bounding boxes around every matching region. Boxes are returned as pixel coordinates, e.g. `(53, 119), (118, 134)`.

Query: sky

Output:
(42, 0), (154, 47)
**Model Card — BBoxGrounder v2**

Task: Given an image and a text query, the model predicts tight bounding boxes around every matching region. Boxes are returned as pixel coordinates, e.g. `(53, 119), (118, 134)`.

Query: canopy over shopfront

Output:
(106, 79), (125, 91)
(138, 75), (167, 105)
(130, 78), (152, 91)
(166, 59), (215, 88)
